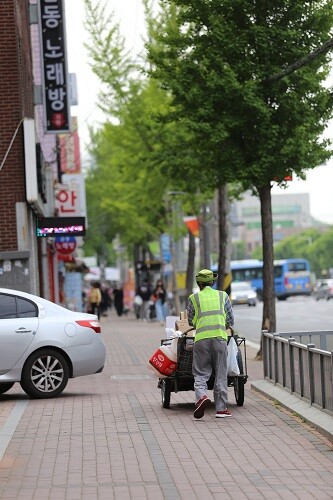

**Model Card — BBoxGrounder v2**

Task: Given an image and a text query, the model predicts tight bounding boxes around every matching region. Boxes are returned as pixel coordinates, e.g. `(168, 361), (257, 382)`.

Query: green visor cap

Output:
(196, 269), (218, 283)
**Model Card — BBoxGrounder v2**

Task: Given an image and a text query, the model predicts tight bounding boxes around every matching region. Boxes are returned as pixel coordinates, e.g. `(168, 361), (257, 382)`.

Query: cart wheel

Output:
(234, 349), (245, 406)
(161, 379), (172, 408)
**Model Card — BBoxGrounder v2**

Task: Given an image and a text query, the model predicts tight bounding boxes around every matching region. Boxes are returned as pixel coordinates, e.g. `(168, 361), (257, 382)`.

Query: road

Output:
(234, 295), (333, 344)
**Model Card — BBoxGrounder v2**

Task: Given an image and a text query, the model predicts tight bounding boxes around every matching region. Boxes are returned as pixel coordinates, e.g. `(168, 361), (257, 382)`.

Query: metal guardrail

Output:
(272, 330), (333, 351)
(262, 331), (333, 415)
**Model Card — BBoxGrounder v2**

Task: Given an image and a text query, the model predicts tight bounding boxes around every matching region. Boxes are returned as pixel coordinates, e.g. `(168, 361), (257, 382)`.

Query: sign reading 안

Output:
(38, 0), (70, 133)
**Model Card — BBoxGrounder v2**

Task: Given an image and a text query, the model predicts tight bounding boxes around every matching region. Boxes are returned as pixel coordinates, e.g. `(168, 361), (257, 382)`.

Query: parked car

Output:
(0, 288), (106, 398)
(312, 279), (333, 301)
(231, 281), (257, 306)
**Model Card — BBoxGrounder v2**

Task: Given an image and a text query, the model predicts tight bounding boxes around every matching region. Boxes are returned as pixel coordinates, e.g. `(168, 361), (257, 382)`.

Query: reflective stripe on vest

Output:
(190, 288), (227, 342)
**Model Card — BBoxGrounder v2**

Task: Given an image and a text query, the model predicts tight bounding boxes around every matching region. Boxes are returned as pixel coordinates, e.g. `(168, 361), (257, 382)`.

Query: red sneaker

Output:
(215, 409), (232, 418)
(193, 396), (211, 419)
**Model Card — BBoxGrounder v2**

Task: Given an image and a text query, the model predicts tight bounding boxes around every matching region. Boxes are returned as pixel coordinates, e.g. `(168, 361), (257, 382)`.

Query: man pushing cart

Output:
(156, 269), (248, 418)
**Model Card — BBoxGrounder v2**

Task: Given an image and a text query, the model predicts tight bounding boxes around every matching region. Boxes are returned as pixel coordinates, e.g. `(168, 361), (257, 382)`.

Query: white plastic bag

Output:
(165, 328), (182, 340)
(133, 295), (143, 306)
(227, 337), (240, 376)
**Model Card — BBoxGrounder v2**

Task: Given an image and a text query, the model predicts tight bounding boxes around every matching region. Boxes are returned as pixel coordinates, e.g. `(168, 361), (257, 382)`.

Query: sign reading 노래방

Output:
(38, 0), (70, 133)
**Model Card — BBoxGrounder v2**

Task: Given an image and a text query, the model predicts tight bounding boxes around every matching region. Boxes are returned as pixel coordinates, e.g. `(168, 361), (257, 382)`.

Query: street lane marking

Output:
(128, 393), (181, 500)
(0, 400), (28, 461)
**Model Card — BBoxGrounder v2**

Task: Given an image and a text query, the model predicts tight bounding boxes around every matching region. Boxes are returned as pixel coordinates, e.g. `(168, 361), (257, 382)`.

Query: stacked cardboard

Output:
(175, 310), (194, 336)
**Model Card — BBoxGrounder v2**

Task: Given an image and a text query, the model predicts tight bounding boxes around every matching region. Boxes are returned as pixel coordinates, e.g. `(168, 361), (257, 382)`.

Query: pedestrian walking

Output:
(153, 279), (169, 325)
(136, 279), (152, 321)
(187, 269), (235, 419)
(113, 283), (124, 317)
(100, 284), (111, 317)
(88, 282), (102, 320)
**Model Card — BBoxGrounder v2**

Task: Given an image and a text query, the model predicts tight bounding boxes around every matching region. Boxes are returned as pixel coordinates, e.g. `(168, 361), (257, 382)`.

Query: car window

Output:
(17, 297), (38, 318)
(0, 294), (17, 319)
(0, 293), (38, 319)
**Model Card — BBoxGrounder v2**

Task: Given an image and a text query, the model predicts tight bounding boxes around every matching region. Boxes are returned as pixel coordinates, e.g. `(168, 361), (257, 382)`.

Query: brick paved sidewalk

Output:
(0, 311), (332, 499)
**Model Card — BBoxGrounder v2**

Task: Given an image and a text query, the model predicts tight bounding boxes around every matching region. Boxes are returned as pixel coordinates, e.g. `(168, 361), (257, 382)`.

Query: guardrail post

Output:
(320, 332), (327, 351)
(330, 351), (333, 410)
(288, 338), (295, 394)
(307, 343), (316, 405)
(262, 330), (269, 378)
(299, 347), (304, 397)
(320, 352), (326, 409)
(273, 333), (280, 385)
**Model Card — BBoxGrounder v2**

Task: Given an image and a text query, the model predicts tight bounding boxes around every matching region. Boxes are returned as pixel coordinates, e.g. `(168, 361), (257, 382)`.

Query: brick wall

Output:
(0, 0), (34, 251)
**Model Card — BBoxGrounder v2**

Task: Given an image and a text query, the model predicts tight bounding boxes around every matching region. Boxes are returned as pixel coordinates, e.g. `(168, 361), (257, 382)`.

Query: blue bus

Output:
(215, 258), (311, 300)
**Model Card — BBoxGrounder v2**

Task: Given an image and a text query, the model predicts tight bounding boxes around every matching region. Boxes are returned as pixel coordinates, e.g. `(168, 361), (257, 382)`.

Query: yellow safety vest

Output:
(189, 287), (228, 342)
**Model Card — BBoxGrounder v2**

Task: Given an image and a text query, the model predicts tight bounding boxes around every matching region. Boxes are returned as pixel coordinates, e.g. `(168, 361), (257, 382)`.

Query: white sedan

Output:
(231, 281), (257, 306)
(0, 288), (106, 398)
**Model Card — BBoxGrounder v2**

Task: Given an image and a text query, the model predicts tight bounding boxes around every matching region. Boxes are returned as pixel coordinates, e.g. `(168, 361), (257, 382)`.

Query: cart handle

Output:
(182, 326), (195, 336)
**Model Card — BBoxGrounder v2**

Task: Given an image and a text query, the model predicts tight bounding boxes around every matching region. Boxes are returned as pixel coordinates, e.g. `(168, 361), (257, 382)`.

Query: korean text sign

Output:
(39, 0), (70, 133)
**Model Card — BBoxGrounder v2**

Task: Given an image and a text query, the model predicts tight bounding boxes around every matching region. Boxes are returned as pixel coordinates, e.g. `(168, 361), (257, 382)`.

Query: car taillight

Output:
(284, 277), (289, 286)
(76, 320), (101, 333)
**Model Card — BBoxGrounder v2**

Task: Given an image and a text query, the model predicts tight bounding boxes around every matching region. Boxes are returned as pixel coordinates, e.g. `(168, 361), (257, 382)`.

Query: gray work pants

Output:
(192, 337), (228, 411)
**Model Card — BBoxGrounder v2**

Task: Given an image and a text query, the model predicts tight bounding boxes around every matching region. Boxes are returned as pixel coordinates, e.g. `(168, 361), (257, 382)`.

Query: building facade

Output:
(231, 191), (324, 256)
(0, 0), (40, 293)
(0, 1), (86, 308)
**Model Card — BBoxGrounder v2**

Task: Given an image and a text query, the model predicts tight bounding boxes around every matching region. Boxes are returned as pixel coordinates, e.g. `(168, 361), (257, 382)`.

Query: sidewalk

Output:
(0, 311), (332, 499)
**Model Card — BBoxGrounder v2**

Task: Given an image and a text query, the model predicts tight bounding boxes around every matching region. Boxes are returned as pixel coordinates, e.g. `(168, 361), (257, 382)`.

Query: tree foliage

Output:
(83, 0), (214, 263)
(145, 0), (333, 333)
(146, 0), (333, 188)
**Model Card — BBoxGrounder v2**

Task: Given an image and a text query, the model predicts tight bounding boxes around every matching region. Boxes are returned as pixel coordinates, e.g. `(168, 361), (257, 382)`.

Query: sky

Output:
(64, 0), (333, 225)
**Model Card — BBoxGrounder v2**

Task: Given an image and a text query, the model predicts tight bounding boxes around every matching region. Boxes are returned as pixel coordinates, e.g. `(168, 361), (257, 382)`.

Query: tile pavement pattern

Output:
(0, 313), (332, 499)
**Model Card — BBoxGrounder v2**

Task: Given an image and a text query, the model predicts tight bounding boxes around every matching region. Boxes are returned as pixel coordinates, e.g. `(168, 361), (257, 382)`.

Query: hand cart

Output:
(159, 329), (248, 409)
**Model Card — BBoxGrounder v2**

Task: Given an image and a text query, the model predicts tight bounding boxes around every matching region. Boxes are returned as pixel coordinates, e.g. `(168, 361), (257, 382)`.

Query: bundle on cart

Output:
(147, 336), (179, 378)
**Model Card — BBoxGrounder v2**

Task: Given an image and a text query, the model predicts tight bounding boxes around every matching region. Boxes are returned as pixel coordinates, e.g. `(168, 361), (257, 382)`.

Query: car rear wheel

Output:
(0, 382), (15, 395)
(20, 349), (69, 399)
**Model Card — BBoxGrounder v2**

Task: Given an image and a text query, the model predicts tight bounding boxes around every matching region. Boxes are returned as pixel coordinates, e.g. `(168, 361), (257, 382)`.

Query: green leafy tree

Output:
(145, 0), (333, 336)
(83, 0), (213, 290)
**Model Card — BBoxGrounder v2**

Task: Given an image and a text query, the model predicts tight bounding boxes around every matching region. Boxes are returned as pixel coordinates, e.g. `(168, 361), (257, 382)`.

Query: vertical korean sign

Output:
(39, 0), (70, 133)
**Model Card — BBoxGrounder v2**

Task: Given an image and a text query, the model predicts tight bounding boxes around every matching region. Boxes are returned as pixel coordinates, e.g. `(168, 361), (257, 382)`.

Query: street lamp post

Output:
(167, 191), (186, 316)
(200, 203), (211, 269)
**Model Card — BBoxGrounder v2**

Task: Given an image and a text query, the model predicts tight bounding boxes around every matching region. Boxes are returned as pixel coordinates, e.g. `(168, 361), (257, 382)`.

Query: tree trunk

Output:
(256, 183), (276, 359)
(217, 184), (229, 291)
(186, 230), (195, 297)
